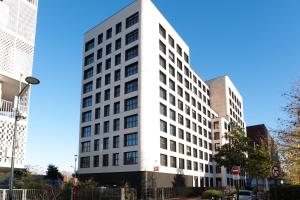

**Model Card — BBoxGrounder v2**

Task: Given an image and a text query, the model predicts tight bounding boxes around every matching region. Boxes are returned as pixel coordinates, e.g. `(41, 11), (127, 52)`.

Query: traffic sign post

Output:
(271, 165), (280, 178)
(231, 166), (240, 200)
(231, 166), (240, 175)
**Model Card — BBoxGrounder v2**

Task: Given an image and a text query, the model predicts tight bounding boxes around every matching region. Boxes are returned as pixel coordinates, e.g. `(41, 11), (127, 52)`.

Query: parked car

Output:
(235, 190), (255, 200)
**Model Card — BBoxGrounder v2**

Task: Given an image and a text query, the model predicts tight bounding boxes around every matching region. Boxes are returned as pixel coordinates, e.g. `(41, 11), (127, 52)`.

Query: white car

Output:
(237, 190), (255, 200)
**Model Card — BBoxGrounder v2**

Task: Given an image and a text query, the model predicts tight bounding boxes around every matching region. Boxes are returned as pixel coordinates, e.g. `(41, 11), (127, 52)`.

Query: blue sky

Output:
(28, 0), (300, 173)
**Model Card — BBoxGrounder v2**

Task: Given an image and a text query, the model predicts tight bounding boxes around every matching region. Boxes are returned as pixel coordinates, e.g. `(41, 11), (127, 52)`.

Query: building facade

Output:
(0, 0), (38, 169)
(78, 0), (246, 188)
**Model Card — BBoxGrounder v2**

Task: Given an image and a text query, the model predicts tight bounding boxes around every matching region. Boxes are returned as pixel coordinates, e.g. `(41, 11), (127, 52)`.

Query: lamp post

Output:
(73, 154), (78, 200)
(9, 76), (40, 200)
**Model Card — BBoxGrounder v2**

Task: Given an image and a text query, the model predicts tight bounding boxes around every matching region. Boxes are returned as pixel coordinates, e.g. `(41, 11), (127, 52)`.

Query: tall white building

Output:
(78, 0), (246, 188)
(0, 0), (38, 169)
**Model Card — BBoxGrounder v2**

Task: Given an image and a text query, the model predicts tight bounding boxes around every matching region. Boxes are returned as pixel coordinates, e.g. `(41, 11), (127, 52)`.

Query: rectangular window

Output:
(184, 52), (189, 63)
(113, 136), (120, 148)
(80, 157), (90, 168)
(113, 153), (119, 166)
(126, 12), (139, 28)
(94, 139), (100, 151)
(160, 154), (168, 166)
(113, 118), (120, 131)
(105, 58), (111, 70)
(102, 154), (109, 166)
(159, 56), (166, 69)
(95, 107), (101, 119)
(177, 44), (182, 56)
(82, 111), (92, 122)
(106, 43), (112, 55)
(93, 155), (99, 167)
(160, 120), (167, 133)
(187, 160), (192, 170)
(81, 141), (90, 153)
(169, 50), (175, 63)
(83, 81), (93, 94)
(105, 74), (111, 85)
(178, 128), (184, 139)
(170, 156), (176, 168)
(115, 38), (121, 50)
(97, 48), (102, 60)
(169, 109), (176, 121)
(159, 24), (166, 38)
(169, 94), (175, 106)
(96, 77), (101, 89)
(124, 114), (138, 129)
(168, 35), (174, 48)
(114, 102), (120, 114)
(125, 96), (138, 111)
(186, 146), (191, 156)
(159, 40), (166, 54)
(179, 158), (185, 169)
(170, 124), (176, 136)
(85, 39), (94, 52)
(160, 87), (167, 100)
(214, 132), (220, 140)
(114, 69), (121, 81)
(94, 123), (100, 135)
(169, 79), (175, 91)
(159, 71), (166, 84)
(84, 67), (93, 80)
(169, 65), (175, 76)
(160, 103), (167, 116)
(103, 137), (109, 149)
(179, 143), (184, 154)
(106, 28), (112, 39)
(98, 33), (103, 44)
(116, 22), (122, 34)
(114, 85), (120, 97)
(96, 63), (102, 74)
(160, 137), (167, 149)
(125, 62), (138, 77)
(124, 132), (138, 146)
(81, 126), (91, 138)
(115, 54), (121, 66)
(125, 45), (138, 61)
(82, 96), (92, 108)
(124, 151), (138, 165)
(125, 79), (138, 94)
(103, 121), (110, 133)
(104, 89), (110, 101)
(126, 29), (139, 45)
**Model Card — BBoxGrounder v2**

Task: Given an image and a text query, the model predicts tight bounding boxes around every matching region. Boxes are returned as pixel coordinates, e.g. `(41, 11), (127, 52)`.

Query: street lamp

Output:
(9, 76), (40, 200)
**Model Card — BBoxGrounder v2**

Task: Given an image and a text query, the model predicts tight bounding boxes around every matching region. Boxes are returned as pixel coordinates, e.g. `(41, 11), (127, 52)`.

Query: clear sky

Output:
(28, 0), (300, 173)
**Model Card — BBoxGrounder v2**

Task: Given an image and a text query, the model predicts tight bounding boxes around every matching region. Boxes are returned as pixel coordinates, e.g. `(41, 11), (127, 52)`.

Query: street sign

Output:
(231, 166), (240, 175)
(271, 165), (280, 178)
(153, 166), (159, 171)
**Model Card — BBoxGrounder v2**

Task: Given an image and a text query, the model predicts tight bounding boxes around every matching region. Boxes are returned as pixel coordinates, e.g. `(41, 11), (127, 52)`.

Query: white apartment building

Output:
(78, 0), (246, 188)
(0, 0), (38, 169)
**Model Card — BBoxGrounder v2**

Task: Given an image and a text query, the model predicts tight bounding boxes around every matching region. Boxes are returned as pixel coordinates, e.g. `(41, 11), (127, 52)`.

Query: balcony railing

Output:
(0, 99), (27, 118)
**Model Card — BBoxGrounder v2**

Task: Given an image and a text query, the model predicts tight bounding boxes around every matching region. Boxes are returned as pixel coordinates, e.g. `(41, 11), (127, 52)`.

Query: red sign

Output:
(231, 166), (240, 175)
(271, 165), (280, 178)
(73, 177), (79, 186)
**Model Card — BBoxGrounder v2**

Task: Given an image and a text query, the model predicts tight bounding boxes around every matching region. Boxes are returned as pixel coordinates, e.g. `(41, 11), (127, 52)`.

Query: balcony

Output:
(0, 99), (27, 119)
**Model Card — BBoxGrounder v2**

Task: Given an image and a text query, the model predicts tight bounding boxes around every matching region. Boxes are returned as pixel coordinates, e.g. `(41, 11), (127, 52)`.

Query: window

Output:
(81, 141), (90, 153)
(193, 148), (198, 158)
(98, 33), (103, 44)
(214, 132), (220, 140)
(177, 44), (182, 56)
(178, 128), (184, 139)
(179, 158), (185, 169)
(105, 58), (111, 70)
(178, 114), (183, 125)
(97, 48), (102, 60)
(170, 124), (176, 136)
(82, 96), (92, 108)
(124, 114), (138, 129)
(103, 121), (110, 133)
(124, 132), (138, 146)
(96, 77), (101, 89)
(160, 103), (167, 116)
(113, 136), (120, 148)
(215, 143), (220, 151)
(114, 102), (120, 114)
(199, 150), (203, 159)
(81, 126), (91, 138)
(160, 120), (167, 133)
(106, 43), (112, 55)
(159, 71), (166, 84)
(126, 12), (139, 28)
(169, 94), (175, 106)
(82, 111), (92, 122)
(160, 154), (168, 166)
(113, 153), (119, 166)
(169, 65), (175, 76)
(178, 100), (183, 111)
(95, 107), (101, 119)
(85, 39), (94, 52)
(186, 146), (191, 156)
(160, 137), (167, 149)
(104, 89), (110, 101)
(159, 56), (166, 69)
(184, 52), (189, 63)
(159, 40), (166, 54)
(194, 162), (198, 171)
(170, 156), (177, 168)
(84, 67), (93, 80)
(83, 81), (93, 94)
(186, 132), (191, 142)
(105, 74), (111, 85)
(177, 59), (182, 70)
(115, 38), (121, 50)
(177, 86), (183, 97)
(187, 160), (192, 170)
(115, 54), (121, 66)
(125, 96), (138, 111)
(169, 79), (175, 91)
(80, 157), (90, 168)
(102, 154), (109, 166)
(169, 50), (175, 63)
(160, 87), (167, 100)
(170, 140), (176, 152)
(96, 63), (102, 74)
(114, 85), (121, 97)
(125, 79), (138, 94)
(213, 121), (219, 129)
(116, 22), (122, 34)
(106, 28), (112, 39)
(114, 69), (121, 81)
(179, 143), (184, 154)
(125, 45), (138, 61)
(94, 139), (100, 151)
(94, 123), (100, 135)
(126, 29), (139, 45)
(159, 24), (166, 38)
(103, 137), (109, 149)
(168, 35), (174, 48)
(113, 118), (120, 131)
(93, 155), (99, 167)
(125, 62), (138, 77)
(124, 151), (138, 165)
(169, 109), (176, 121)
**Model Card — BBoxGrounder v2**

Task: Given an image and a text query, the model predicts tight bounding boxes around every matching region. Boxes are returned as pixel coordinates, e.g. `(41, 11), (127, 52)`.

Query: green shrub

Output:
(202, 189), (223, 199)
(270, 185), (300, 200)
